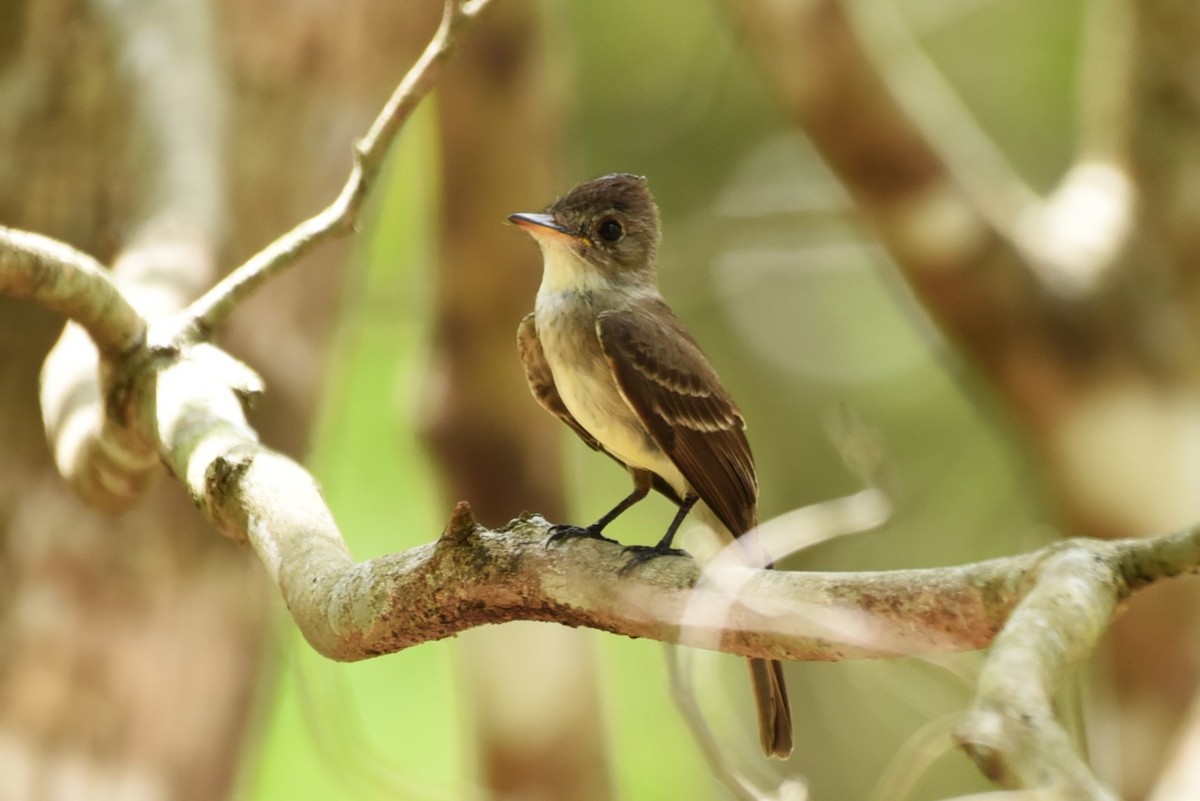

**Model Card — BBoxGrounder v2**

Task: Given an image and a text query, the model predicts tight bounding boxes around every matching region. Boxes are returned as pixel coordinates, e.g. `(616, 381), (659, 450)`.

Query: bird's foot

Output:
(618, 544), (691, 576)
(546, 524), (619, 548)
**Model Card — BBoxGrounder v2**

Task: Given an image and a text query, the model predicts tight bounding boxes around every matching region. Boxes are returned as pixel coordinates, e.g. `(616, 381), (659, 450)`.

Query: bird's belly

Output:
(556, 362), (656, 468)
(537, 306), (685, 492)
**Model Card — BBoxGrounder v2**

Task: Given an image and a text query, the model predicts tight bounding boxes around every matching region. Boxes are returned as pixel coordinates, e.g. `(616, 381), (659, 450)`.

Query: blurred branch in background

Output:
(733, 0), (1200, 797)
(0, 0), (268, 797)
(38, 0), (226, 513)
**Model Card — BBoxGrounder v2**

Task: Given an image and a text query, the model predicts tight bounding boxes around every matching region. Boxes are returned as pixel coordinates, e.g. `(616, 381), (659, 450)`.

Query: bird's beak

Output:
(507, 212), (577, 242)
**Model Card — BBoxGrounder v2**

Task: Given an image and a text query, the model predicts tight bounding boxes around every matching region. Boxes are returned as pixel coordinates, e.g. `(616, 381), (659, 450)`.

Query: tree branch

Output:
(154, 343), (1199, 665)
(730, 0), (1046, 371)
(91, 0), (228, 305)
(6, 227), (1195, 796)
(10, 207), (1200, 801)
(733, 2), (1198, 795)
(730, 0), (1138, 375)
(1128, 0), (1200, 352)
(957, 548), (1121, 799)
(33, 0), (228, 513)
(0, 226), (145, 357)
(0, 223), (164, 511)
(62, 280), (1178, 801)
(17, 0), (491, 514)
(180, 0), (494, 337)
(8, 3), (1200, 797)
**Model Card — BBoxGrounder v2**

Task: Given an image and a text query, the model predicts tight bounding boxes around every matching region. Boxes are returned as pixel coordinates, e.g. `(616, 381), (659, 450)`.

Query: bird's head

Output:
(509, 173), (661, 288)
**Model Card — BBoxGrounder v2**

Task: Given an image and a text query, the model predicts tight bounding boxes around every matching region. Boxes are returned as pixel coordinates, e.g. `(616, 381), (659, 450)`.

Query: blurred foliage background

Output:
(246, 1), (1086, 799)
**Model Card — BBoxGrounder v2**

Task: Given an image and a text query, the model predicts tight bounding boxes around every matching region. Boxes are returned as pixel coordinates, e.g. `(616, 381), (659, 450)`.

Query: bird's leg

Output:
(547, 473), (652, 547)
(619, 493), (697, 574)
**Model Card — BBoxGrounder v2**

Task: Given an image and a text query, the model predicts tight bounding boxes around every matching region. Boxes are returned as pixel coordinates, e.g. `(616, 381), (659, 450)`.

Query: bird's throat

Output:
(533, 239), (611, 296)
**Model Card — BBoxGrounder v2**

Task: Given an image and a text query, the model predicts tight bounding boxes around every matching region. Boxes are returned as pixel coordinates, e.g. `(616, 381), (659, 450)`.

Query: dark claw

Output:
(618, 544), (691, 575)
(546, 524), (619, 548)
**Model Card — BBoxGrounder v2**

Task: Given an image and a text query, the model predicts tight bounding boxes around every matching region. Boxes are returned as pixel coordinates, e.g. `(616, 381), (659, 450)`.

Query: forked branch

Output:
(181, 0), (494, 337)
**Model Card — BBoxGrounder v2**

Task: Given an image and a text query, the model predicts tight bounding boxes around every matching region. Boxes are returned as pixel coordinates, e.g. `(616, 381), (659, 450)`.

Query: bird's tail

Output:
(692, 504), (794, 759)
(748, 657), (793, 758)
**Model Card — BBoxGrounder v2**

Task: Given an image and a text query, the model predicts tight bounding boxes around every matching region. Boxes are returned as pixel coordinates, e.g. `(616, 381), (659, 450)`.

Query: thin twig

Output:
(182, 0), (494, 337)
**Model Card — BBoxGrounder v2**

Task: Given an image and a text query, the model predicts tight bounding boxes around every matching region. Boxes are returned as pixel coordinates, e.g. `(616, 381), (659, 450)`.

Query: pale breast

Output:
(535, 291), (686, 492)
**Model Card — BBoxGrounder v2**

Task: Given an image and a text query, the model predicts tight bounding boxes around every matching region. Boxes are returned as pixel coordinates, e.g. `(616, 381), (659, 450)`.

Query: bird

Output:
(508, 172), (792, 759)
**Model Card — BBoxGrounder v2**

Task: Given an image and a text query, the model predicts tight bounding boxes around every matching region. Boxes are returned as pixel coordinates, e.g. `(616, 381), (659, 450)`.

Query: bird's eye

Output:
(597, 218), (624, 243)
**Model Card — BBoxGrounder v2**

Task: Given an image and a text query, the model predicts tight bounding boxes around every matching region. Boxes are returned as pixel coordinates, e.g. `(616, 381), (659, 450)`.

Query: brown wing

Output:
(596, 303), (757, 535)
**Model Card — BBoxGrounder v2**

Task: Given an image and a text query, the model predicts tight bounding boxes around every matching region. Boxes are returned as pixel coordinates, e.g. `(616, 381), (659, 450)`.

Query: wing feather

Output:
(517, 313), (604, 452)
(596, 303), (757, 535)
